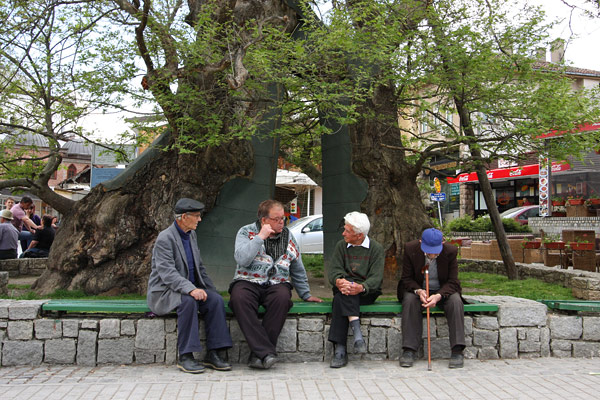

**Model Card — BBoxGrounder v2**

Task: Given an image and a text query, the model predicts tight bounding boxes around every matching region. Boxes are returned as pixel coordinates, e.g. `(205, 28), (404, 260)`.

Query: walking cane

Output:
(423, 264), (432, 371)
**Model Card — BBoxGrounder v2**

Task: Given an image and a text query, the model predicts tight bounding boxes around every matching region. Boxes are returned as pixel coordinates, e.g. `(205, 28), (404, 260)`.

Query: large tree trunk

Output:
(350, 84), (432, 282)
(33, 138), (252, 295)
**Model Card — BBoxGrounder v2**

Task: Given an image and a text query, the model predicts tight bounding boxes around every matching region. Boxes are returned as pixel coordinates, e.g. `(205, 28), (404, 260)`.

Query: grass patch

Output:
(302, 254), (324, 278)
(7, 284), (32, 290)
(0, 289), (146, 301)
(460, 271), (575, 300)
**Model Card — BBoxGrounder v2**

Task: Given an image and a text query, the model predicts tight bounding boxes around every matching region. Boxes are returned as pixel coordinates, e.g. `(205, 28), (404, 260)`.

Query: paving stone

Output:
(164, 318), (177, 333)
(121, 320), (136, 336)
(99, 319), (121, 338)
(474, 316), (499, 330)
(80, 319), (98, 330)
(135, 350), (166, 364)
(76, 330), (97, 366)
(572, 342), (600, 358)
(276, 319), (297, 352)
(62, 320), (79, 338)
(298, 317), (325, 331)
(165, 333), (177, 364)
(550, 339), (572, 352)
(473, 328), (498, 347)
(8, 300), (44, 320)
(478, 347), (499, 359)
(499, 328), (518, 359)
(7, 320), (33, 340)
(135, 319), (164, 350)
(368, 327), (386, 353)
(369, 318), (392, 327)
(548, 314), (582, 340)
(97, 338), (134, 364)
(298, 332), (323, 353)
(582, 316), (600, 341)
(2, 340), (43, 366)
(34, 319), (62, 339)
(45, 339), (76, 364)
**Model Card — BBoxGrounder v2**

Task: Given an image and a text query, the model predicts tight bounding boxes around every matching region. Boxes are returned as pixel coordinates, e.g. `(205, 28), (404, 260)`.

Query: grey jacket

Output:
(147, 222), (215, 315)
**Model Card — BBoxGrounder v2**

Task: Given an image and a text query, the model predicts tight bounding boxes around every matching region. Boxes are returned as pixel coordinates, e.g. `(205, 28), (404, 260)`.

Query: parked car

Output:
(499, 205), (539, 225)
(288, 214), (323, 254)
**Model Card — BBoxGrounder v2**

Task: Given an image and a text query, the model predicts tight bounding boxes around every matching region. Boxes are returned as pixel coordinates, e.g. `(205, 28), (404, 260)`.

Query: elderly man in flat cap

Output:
(147, 198), (232, 374)
(0, 209), (19, 260)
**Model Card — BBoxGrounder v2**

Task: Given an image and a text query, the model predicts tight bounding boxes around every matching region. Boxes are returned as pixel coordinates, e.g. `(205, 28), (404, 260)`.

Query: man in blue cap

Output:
(147, 198), (233, 374)
(396, 228), (465, 368)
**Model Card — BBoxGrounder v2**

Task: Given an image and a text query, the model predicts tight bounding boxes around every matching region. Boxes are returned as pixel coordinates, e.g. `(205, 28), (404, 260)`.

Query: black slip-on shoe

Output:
(177, 353), (205, 374)
(399, 350), (416, 368)
(248, 353), (264, 369)
(330, 351), (348, 368)
(449, 353), (464, 369)
(262, 354), (278, 369)
(203, 350), (232, 371)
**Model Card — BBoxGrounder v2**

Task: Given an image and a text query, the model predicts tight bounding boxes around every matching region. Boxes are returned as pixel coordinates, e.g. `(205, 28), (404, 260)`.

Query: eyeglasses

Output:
(185, 212), (202, 219)
(266, 216), (284, 223)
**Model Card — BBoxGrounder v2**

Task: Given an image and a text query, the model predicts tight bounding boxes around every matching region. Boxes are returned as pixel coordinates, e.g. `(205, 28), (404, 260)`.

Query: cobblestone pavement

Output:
(1, 358), (599, 399)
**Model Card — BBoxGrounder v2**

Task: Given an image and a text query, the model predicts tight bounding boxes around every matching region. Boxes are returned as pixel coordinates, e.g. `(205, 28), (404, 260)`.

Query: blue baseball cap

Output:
(421, 228), (443, 254)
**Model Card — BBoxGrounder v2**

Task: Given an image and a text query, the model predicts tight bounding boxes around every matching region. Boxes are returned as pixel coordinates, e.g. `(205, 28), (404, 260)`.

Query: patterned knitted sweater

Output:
(232, 222), (312, 300)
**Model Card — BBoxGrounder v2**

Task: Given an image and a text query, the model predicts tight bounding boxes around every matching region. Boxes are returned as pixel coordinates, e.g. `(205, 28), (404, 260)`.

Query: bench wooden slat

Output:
(540, 300), (600, 312)
(42, 299), (498, 314)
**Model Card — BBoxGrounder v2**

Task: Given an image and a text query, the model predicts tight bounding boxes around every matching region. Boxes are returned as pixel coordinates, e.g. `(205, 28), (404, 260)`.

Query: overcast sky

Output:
(85, 0), (600, 140)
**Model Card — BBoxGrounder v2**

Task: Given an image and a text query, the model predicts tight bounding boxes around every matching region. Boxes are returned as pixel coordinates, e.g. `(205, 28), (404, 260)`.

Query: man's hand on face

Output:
(258, 223), (275, 240)
(189, 288), (207, 301)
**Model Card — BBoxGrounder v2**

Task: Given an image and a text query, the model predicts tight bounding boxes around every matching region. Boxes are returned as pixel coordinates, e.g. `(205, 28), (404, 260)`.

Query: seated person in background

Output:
(4, 197), (15, 210)
(397, 228), (465, 369)
(0, 210), (19, 260)
(327, 211), (384, 368)
(10, 196), (40, 252)
(21, 214), (55, 258)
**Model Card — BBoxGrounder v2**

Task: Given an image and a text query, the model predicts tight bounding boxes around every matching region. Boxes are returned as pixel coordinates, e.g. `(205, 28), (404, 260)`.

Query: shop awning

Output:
(447, 162), (570, 184)
(536, 121), (600, 139)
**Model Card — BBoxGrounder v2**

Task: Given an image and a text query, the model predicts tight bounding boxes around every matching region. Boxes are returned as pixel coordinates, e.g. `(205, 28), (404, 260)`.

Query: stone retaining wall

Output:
(0, 258), (48, 277)
(1, 297), (599, 367)
(529, 216), (600, 236)
(460, 259), (600, 300)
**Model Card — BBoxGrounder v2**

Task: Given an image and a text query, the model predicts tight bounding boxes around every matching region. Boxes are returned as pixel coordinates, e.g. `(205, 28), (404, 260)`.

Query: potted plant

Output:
(566, 241), (594, 251)
(551, 196), (565, 206)
(567, 195), (585, 206)
(585, 193), (600, 206)
(521, 237), (541, 249)
(542, 234), (565, 250)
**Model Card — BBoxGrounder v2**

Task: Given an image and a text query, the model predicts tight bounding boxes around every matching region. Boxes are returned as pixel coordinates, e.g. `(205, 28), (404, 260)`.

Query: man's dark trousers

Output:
(401, 291), (465, 351)
(228, 280), (293, 359)
(328, 288), (379, 346)
(176, 290), (232, 355)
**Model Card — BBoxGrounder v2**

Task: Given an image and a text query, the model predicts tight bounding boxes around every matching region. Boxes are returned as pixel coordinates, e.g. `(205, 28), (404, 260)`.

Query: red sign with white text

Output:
(447, 162), (570, 184)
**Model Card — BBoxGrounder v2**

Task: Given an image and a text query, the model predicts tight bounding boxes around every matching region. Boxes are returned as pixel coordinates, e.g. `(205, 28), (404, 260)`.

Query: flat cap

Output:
(0, 209), (13, 220)
(174, 198), (205, 214)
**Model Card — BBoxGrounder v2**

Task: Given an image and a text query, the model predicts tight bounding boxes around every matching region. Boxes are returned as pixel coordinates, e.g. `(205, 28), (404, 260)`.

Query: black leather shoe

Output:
(449, 353), (464, 369)
(204, 349), (232, 371)
(400, 350), (416, 368)
(177, 353), (205, 374)
(248, 353), (263, 369)
(262, 354), (278, 369)
(353, 339), (367, 354)
(330, 350), (348, 368)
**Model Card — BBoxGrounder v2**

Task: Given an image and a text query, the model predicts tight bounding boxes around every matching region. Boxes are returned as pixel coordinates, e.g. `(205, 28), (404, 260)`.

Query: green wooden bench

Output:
(539, 300), (600, 312)
(41, 299), (498, 315)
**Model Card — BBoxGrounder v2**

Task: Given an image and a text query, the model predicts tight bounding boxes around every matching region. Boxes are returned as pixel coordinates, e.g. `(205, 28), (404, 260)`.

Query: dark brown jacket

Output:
(396, 240), (462, 301)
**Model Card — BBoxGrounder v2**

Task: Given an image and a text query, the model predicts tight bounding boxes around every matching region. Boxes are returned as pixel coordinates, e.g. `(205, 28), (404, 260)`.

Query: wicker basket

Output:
(460, 246), (472, 259)
(572, 251), (597, 272)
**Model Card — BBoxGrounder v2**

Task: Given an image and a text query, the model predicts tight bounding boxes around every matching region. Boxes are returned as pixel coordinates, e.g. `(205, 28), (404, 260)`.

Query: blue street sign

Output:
(430, 193), (446, 202)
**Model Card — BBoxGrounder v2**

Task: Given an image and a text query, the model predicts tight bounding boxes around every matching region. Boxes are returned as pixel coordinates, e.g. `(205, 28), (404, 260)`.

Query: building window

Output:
(67, 164), (77, 179)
